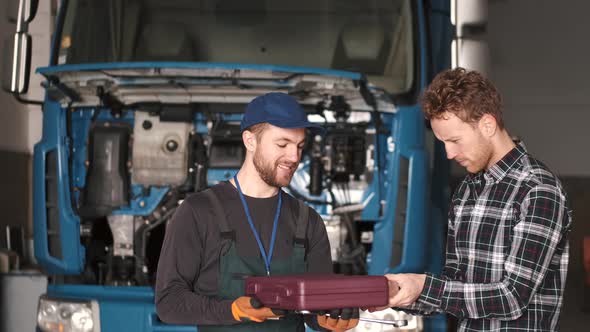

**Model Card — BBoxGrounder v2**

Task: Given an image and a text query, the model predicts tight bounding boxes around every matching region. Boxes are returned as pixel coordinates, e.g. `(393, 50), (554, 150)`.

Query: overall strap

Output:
(203, 188), (234, 240)
(293, 199), (310, 248)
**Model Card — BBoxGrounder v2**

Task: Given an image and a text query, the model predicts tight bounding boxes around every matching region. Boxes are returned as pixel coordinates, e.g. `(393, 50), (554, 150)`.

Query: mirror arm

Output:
(14, 93), (43, 106)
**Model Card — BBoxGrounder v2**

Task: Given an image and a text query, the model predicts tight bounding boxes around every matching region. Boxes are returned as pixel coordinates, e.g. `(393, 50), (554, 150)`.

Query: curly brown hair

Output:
(421, 67), (504, 129)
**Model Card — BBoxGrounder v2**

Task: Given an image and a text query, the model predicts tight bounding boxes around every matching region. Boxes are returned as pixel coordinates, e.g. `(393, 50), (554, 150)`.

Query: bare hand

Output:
(366, 279), (401, 312)
(384, 273), (426, 307)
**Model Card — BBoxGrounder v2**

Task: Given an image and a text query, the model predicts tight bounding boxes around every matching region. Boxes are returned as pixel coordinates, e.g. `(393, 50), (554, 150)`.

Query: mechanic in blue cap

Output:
(156, 92), (359, 331)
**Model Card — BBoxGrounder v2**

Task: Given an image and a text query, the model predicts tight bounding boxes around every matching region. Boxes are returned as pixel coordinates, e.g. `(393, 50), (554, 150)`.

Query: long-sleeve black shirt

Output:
(155, 181), (332, 326)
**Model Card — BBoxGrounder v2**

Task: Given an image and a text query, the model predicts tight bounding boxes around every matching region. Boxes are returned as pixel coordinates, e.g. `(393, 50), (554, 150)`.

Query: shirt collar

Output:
(484, 140), (527, 183)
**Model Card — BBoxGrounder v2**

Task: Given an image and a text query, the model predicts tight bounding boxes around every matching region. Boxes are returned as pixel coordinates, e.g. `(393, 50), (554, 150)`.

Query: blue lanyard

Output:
(234, 175), (282, 276)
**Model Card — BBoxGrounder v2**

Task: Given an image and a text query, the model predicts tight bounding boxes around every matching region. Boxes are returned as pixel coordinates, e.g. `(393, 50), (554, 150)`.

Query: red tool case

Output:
(244, 274), (389, 311)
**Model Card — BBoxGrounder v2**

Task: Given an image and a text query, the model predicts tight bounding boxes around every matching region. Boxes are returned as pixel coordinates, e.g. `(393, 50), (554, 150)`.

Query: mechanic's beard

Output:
(253, 152), (296, 188)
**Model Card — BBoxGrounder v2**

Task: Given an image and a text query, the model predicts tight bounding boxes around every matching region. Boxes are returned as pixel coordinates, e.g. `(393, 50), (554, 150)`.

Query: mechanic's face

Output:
(253, 125), (305, 187)
(431, 112), (493, 174)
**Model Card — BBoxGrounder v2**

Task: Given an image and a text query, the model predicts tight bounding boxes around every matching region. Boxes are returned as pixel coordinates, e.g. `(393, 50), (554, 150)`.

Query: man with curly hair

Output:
(378, 68), (572, 331)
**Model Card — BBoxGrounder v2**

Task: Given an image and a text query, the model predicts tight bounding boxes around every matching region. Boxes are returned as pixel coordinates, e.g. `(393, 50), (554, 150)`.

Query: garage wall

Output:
(0, 0), (52, 241)
(487, 0), (590, 177)
(471, 5), (590, 325)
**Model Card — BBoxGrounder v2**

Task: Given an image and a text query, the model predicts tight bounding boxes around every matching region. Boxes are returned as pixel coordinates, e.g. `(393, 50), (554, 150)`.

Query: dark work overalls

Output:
(199, 186), (311, 332)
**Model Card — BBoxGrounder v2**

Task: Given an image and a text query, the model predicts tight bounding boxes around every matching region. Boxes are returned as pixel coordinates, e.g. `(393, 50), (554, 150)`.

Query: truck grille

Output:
(46, 150), (62, 259)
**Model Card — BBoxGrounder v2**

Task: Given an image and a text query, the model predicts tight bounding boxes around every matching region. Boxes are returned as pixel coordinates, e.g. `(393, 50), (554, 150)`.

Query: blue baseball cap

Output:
(241, 92), (325, 134)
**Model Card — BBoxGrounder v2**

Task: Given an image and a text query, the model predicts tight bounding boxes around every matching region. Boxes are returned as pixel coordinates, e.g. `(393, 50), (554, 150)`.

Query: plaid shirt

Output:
(409, 142), (572, 331)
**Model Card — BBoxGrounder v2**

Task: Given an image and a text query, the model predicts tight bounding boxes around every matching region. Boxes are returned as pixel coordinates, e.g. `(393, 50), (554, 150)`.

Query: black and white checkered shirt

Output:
(411, 142), (572, 331)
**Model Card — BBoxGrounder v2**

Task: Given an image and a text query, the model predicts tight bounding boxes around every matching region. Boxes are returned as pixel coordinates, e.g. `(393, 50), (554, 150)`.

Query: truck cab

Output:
(1, 0), (476, 331)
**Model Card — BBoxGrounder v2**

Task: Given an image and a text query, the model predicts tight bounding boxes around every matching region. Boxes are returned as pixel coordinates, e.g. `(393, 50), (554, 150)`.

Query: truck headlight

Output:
(37, 297), (100, 332)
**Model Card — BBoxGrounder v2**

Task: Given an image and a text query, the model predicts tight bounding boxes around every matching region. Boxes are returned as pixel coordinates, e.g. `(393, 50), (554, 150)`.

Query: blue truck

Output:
(2, 0), (476, 331)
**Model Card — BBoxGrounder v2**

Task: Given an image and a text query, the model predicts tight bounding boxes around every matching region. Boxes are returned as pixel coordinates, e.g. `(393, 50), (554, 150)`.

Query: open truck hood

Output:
(36, 62), (396, 112)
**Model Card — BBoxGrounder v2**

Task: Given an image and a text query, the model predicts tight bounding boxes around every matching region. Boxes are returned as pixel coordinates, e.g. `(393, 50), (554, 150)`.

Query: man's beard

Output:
(466, 135), (494, 173)
(253, 151), (297, 188)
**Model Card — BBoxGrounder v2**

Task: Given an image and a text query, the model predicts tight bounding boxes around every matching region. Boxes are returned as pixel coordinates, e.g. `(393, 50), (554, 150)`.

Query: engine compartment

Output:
(70, 97), (383, 286)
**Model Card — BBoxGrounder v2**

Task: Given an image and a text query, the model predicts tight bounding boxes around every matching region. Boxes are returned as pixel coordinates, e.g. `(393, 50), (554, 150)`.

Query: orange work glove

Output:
(316, 308), (359, 331)
(231, 296), (284, 323)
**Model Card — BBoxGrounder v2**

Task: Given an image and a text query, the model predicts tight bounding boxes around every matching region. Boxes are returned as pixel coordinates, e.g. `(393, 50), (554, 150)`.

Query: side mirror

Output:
(2, 32), (32, 94)
(451, 0), (490, 75)
(22, 0), (39, 24)
(17, 0), (39, 28)
(2, 0), (37, 95)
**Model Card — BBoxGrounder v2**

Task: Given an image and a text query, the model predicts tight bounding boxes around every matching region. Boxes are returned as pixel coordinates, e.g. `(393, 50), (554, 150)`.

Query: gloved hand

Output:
(316, 308), (359, 331)
(231, 296), (284, 323)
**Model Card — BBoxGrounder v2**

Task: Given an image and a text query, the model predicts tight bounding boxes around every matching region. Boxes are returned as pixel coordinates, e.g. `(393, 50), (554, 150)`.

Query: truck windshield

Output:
(58, 0), (415, 93)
